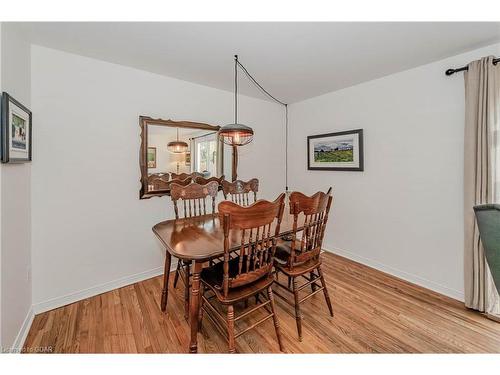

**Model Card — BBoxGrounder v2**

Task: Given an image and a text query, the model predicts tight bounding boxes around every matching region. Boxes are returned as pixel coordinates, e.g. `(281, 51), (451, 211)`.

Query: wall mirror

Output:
(139, 117), (233, 199)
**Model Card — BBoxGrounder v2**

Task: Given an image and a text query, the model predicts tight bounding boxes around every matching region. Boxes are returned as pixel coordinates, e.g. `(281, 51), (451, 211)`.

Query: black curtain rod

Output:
(445, 57), (499, 76)
(189, 131), (217, 141)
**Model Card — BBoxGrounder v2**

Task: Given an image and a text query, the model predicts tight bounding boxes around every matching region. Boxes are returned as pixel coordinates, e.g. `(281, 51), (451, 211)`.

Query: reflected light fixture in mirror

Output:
(167, 127), (188, 153)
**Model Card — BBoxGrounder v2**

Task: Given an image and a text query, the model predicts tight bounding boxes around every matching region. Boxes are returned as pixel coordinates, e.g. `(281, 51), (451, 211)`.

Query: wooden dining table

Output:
(152, 209), (297, 353)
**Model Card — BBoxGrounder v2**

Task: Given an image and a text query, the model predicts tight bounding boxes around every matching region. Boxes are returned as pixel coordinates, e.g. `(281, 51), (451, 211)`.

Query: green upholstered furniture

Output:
(474, 204), (500, 294)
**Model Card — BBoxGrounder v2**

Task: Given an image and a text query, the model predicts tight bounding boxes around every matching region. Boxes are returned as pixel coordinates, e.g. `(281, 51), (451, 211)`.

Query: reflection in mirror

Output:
(140, 117), (233, 199)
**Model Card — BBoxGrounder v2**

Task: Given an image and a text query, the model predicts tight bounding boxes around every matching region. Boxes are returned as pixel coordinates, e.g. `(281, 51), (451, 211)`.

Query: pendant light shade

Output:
(167, 140), (188, 153)
(167, 128), (188, 153)
(219, 123), (254, 146)
(219, 55), (255, 147)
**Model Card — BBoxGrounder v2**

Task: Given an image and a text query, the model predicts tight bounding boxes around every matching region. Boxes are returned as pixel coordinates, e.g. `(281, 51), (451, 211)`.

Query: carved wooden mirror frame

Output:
(140, 116), (233, 199)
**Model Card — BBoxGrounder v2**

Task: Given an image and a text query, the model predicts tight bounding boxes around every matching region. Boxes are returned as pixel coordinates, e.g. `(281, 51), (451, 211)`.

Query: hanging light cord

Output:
(234, 55), (289, 191)
(285, 104), (288, 192)
(234, 55), (238, 125)
(236, 59), (287, 106)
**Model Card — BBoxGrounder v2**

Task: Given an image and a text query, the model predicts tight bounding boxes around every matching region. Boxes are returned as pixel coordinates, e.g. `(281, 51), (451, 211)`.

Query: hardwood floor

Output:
(24, 253), (500, 353)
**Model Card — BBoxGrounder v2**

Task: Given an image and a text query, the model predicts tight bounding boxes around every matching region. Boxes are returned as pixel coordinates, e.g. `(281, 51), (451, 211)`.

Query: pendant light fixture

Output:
(219, 55), (254, 147)
(222, 55), (289, 191)
(167, 127), (188, 154)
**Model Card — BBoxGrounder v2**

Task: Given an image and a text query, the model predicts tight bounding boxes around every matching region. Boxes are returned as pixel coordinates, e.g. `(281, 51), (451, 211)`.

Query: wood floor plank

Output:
(23, 253), (500, 353)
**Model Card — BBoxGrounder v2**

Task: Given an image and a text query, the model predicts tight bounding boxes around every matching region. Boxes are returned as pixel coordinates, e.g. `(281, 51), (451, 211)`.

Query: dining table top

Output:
(152, 210), (298, 261)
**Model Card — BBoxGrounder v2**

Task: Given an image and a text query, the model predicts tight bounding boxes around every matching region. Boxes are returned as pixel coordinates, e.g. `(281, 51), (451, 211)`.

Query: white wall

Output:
(29, 32), (499, 317)
(0, 23), (33, 349)
(289, 42), (500, 301)
(31, 45), (285, 311)
(0, 21), (3, 350)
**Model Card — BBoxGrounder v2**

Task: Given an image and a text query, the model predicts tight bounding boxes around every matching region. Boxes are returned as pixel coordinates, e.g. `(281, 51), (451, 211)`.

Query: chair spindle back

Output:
(218, 193), (285, 297)
(287, 188), (333, 269)
(170, 181), (219, 219)
(221, 178), (259, 206)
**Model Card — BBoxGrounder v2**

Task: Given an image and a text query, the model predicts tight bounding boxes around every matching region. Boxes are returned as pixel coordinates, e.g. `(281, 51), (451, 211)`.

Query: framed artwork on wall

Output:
(147, 147), (157, 168)
(1, 92), (32, 163)
(185, 151), (191, 166)
(307, 129), (364, 171)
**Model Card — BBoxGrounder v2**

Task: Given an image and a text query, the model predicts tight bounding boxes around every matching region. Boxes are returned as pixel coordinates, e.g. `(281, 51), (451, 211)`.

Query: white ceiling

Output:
(14, 22), (500, 103)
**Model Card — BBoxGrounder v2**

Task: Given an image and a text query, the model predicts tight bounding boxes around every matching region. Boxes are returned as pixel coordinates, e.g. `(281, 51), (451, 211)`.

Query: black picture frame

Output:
(1, 92), (32, 163)
(307, 129), (364, 171)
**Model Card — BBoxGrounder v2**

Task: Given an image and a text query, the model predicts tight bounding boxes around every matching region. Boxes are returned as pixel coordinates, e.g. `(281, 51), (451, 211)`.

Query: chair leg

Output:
(267, 286), (284, 352)
(310, 271), (317, 292)
(227, 305), (236, 353)
(317, 265), (334, 317)
(292, 277), (303, 341)
(198, 284), (204, 332)
(184, 260), (191, 320)
(173, 262), (180, 288)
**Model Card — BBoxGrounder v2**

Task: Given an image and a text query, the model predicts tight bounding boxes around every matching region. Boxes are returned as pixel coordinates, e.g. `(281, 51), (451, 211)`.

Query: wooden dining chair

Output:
(194, 175), (225, 186)
(171, 172), (204, 180)
(198, 194), (286, 353)
(148, 173), (170, 190)
(170, 172), (189, 180)
(221, 178), (259, 206)
(190, 172), (204, 179)
(164, 177), (191, 190)
(273, 188), (334, 341)
(161, 181), (219, 318)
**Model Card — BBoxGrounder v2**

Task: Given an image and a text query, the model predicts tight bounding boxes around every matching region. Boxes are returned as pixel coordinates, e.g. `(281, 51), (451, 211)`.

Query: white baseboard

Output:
(10, 306), (34, 352)
(33, 260), (178, 314)
(324, 246), (464, 302)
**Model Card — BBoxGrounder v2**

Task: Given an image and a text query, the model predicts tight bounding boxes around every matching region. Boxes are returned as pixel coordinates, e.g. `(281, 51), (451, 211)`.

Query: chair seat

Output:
(274, 238), (303, 264)
(275, 258), (321, 276)
(274, 241), (320, 277)
(201, 257), (274, 304)
(274, 238), (322, 276)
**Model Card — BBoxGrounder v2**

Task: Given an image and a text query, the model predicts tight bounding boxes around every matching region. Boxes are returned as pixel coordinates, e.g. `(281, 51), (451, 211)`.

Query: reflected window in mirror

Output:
(191, 132), (220, 177)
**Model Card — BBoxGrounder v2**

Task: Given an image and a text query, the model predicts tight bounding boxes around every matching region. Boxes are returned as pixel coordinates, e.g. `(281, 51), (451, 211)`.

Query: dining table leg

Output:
(184, 260), (191, 320)
(189, 260), (204, 353)
(160, 251), (172, 312)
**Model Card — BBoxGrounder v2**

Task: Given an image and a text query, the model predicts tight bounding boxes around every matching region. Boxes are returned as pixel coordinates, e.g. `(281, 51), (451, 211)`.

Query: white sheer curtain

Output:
(190, 138), (196, 173)
(463, 56), (500, 319)
(192, 132), (219, 177)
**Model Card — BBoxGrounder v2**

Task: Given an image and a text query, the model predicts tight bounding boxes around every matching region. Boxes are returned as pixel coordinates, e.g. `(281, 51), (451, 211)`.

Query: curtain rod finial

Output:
(445, 69), (456, 76)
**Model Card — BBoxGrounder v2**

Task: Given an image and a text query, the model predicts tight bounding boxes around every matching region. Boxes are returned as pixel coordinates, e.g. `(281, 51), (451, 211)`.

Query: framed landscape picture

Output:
(1, 92), (32, 163)
(147, 147), (156, 168)
(307, 129), (364, 171)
